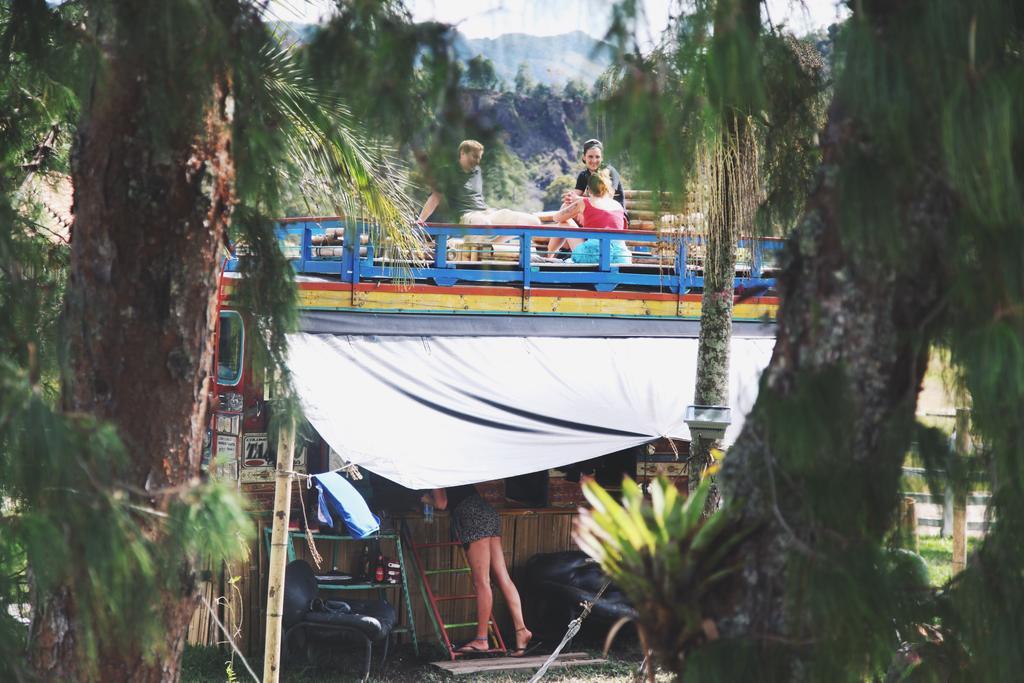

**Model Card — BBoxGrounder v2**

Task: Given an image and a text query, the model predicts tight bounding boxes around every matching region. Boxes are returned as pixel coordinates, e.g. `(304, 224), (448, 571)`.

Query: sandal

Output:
(455, 637), (490, 654)
(509, 628), (540, 658)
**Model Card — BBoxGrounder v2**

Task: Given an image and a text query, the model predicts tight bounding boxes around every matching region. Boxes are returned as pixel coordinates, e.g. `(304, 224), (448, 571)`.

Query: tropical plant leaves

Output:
(575, 476), (751, 669)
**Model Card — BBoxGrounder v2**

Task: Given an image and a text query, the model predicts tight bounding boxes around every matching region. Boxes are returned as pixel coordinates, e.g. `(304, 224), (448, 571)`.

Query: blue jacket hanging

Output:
(312, 471), (380, 539)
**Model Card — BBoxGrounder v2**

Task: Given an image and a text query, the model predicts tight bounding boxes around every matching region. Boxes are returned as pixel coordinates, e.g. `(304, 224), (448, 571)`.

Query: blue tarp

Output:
(312, 471), (380, 539)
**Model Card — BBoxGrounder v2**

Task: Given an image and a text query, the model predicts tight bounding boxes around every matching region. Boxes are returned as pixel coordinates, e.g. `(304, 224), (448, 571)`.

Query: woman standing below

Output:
(547, 169), (632, 264)
(561, 138), (626, 208)
(422, 485), (535, 656)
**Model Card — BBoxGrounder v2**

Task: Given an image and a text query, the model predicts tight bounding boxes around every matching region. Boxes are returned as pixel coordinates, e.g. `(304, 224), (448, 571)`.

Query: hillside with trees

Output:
(457, 86), (596, 211)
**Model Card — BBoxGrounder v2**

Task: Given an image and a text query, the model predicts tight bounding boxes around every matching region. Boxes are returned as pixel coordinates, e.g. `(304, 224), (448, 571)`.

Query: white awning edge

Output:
(287, 334), (775, 489)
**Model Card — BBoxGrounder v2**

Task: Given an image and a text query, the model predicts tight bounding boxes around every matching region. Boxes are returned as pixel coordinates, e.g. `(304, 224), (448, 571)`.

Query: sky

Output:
(268, 0), (849, 42)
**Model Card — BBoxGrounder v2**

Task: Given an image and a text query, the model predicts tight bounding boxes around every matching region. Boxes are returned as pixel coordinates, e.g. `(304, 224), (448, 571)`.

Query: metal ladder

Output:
(402, 521), (507, 660)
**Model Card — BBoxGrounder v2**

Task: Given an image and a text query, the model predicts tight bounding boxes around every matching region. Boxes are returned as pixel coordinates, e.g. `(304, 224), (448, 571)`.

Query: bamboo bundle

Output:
(491, 242), (527, 261)
(626, 237), (684, 265)
(624, 199), (673, 211)
(623, 189), (674, 199)
(449, 240), (489, 262)
(623, 190), (701, 235)
(654, 225), (701, 236)
(310, 230), (369, 246)
(313, 246), (369, 258)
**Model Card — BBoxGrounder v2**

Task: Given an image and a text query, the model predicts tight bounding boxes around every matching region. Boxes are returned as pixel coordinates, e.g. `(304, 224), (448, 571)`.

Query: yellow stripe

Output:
(293, 288), (777, 321)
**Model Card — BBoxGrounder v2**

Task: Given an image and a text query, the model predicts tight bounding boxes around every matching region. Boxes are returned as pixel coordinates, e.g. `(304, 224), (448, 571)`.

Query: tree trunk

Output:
(716, 87), (953, 667)
(689, 159), (736, 502)
(691, 114), (758, 512)
(689, 0), (761, 509)
(28, 4), (236, 679)
(690, 286), (733, 506)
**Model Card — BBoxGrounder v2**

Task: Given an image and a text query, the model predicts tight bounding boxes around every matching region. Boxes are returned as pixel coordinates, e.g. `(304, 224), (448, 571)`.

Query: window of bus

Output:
(217, 311), (244, 386)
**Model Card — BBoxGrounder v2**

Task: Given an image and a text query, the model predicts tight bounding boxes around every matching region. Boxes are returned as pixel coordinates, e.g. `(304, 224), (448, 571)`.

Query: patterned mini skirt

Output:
(451, 493), (501, 548)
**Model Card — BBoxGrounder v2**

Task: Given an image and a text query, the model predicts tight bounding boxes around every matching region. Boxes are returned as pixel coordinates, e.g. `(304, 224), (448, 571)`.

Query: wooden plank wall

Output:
(239, 517), (266, 658)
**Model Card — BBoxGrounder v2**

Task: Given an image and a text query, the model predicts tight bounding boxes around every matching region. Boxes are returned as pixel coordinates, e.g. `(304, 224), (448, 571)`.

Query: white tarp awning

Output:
(287, 333), (775, 489)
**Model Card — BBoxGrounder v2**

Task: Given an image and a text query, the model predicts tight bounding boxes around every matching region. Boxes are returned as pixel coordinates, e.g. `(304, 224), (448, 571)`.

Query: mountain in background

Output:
(270, 22), (609, 209)
(275, 21), (613, 87)
(454, 30), (614, 87)
(272, 21), (319, 46)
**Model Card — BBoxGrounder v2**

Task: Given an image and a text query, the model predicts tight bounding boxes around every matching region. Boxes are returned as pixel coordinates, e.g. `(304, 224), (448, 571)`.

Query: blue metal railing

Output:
(229, 219), (784, 295)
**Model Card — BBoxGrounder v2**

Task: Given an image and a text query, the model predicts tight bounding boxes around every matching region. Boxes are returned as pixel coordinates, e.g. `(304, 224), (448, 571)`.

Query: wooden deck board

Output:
(431, 651), (607, 675)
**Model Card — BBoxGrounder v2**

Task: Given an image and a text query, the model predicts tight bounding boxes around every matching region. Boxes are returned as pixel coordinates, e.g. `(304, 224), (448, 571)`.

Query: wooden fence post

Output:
(951, 408), (969, 575)
(263, 419), (296, 683)
(899, 497), (918, 553)
(941, 484), (953, 538)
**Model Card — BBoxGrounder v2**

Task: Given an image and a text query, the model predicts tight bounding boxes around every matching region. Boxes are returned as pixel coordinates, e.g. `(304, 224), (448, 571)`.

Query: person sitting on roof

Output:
(417, 140), (541, 241)
(547, 169), (631, 264)
(561, 138), (626, 209)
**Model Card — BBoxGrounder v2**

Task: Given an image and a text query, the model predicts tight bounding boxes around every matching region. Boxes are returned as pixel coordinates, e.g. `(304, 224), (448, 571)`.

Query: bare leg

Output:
(488, 537), (532, 651)
(484, 209), (542, 246)
(463, 538), (493, 650)
(546, 236), (566, 254)
(547, 219), (579, 255)
(489, 209), (542, 226)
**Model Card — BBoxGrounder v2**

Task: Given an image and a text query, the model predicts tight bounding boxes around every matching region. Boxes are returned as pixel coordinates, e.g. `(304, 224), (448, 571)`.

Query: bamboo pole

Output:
(263, 418), (296, 683)
(952, 408), (969, 574)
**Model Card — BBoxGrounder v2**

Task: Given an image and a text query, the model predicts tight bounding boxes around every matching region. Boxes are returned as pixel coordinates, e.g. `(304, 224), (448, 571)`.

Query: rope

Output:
(270, 461), (320, 571)
(635, 655), (650, 683)
(527, 578), (613, 683)
(200, 594), (261, 683)
(279, 464), (362, 481)
(294, 477), (324, 570)
(280, 464), (364, 569)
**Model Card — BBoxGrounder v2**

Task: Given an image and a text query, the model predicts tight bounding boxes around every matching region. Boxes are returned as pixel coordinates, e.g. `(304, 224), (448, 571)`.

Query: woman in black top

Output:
(562, 139), (625, 208)
(422, 485), (534, 656)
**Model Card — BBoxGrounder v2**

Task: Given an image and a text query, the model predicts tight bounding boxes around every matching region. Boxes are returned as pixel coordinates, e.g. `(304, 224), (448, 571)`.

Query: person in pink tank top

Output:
(581, 198), (626, 230)
(546, 169), (631, 264)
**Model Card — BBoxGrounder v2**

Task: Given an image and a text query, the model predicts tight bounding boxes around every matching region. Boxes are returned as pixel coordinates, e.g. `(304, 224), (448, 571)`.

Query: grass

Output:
(182, 640), (669, 683)
(917, 535), (979, 587)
